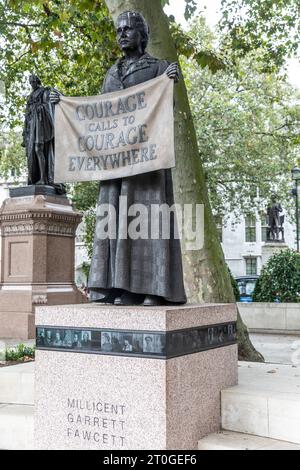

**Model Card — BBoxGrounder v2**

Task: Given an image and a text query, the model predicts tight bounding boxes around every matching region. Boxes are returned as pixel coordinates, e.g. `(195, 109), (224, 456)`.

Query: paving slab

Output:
(198, 431), (300, 450)
(222, 362), (300, 444)
(0, 362), (34, 405)
(0, 404), (34, 450)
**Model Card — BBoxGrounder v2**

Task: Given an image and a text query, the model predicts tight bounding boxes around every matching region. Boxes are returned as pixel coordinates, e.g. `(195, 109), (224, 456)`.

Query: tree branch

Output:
(9, 49), (31, 66)
(0, 21), (41, 28)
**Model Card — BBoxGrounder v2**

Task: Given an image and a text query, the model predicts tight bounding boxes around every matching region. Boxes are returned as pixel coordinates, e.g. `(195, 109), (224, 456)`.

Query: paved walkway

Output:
(199, 430), (300, 450)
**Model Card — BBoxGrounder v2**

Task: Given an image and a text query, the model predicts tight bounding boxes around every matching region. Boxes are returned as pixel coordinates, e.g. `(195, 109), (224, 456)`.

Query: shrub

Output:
(5, 344), (35, 362)
(228, 268), (240, 301)
(253, 249), (300, 303)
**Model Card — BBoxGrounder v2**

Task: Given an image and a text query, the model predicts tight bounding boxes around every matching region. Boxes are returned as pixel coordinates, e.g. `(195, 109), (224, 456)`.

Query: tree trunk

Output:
(104, 0), (263, 362)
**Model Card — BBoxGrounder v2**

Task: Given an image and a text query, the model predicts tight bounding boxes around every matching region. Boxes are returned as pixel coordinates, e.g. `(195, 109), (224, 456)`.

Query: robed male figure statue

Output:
(51, 11), (186, 306)
(267, 198), (283, 242)
(23, 74), (65, 194)
(22, 74), (55, 185)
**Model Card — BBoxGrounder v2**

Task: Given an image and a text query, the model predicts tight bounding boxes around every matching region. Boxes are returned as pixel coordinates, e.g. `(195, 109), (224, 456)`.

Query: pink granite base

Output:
(0, 194), (85, 340)
(34, 303), (238, 450)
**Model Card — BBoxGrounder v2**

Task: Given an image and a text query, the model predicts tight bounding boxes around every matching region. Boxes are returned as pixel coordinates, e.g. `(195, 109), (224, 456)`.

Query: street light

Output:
(292, 167), (300, 251)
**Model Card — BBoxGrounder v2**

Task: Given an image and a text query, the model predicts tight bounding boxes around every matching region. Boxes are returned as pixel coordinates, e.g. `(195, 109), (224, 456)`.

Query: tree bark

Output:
(104, 0), (263, 362)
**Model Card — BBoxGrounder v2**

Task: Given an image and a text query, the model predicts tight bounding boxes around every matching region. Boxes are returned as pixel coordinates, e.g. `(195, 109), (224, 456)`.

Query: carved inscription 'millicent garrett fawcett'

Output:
(66, 398), (126, 447)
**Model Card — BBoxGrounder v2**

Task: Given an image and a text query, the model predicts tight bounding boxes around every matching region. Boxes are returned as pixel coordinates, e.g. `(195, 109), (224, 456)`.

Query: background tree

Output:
(0, 130), (26, 180)
(183, 18), (300, 220)
(0, 0), (118, 128)
(220, 0), (300, 69)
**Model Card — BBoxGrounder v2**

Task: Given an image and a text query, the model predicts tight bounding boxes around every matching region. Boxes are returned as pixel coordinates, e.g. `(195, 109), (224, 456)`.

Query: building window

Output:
(245, 257), (257, 275)
(245, 216), (256, 242)
(215, 216), (223, 243)
(261, 215), (268, 242)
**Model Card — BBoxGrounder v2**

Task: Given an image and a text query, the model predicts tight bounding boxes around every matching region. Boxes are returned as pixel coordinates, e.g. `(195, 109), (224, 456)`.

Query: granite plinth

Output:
(0, 194), (85, 339)
(262, 242), (288, 266)
(35, 303), (238, 450)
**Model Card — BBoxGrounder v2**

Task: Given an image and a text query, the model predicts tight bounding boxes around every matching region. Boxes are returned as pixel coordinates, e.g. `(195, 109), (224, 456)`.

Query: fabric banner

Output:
(54, 73), (175, 183)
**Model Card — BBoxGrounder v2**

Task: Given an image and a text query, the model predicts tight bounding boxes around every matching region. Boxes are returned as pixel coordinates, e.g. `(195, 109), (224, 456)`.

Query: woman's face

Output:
(117, 18), (142, 53)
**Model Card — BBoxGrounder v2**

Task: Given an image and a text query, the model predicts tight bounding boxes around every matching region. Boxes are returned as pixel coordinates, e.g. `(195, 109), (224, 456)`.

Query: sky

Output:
(164, 0), (222, 28)
(164, 0), (300, 89)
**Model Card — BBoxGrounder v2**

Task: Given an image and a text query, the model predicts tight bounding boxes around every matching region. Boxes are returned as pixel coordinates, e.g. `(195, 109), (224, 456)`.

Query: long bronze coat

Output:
(23, 86), (55, 185)
(88, 53), (187, 303)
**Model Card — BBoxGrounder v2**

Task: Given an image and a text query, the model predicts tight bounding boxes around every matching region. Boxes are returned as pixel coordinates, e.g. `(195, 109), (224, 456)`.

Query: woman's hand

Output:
(50, 89), (61, 104)
(166, 62), (179, 82)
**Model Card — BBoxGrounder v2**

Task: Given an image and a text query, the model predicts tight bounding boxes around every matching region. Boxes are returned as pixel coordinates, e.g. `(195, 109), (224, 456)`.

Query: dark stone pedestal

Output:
(9, 185), (66, 199)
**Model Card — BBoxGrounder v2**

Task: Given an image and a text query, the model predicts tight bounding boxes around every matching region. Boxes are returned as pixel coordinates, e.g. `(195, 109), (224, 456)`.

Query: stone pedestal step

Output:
(0, 404), (34, 450)
(198, 431), (300, 451)
(222, 362), (300, 444)
(0, 362), (34, 405)
(250, 333), (300, 365)
(238, 302), (300, 334)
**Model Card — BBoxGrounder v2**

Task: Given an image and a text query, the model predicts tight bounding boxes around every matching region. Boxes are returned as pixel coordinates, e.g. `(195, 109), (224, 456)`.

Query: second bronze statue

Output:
(23, 74), (65, 194)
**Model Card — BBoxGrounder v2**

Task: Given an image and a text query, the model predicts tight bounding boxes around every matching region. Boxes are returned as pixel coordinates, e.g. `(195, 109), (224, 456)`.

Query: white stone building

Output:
(219, 212), (296, 277)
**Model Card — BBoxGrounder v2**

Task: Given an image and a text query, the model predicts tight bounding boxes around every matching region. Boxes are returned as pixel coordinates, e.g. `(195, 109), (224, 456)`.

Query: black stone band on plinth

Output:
(36, 322), (237, 360)
(9, 185), (67, 198)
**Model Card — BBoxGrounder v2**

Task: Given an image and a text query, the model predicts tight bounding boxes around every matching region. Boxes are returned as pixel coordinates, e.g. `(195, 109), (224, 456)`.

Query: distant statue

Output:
(267, 198), (284, 242)
(22, 74), (65, 193)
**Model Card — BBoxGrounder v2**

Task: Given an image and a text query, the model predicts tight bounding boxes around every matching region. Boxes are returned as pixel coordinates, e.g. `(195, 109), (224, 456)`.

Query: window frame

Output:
(245, 257), (258, 276)
(245, 215), (257, 243)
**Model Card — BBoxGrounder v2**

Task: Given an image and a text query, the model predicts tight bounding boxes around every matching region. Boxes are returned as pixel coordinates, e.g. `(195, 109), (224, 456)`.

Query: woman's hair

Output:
(117, 11), (150, 52)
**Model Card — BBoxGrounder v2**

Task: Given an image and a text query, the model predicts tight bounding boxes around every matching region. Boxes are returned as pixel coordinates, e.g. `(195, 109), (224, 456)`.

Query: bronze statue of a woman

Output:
(51, 11), (186, 306)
